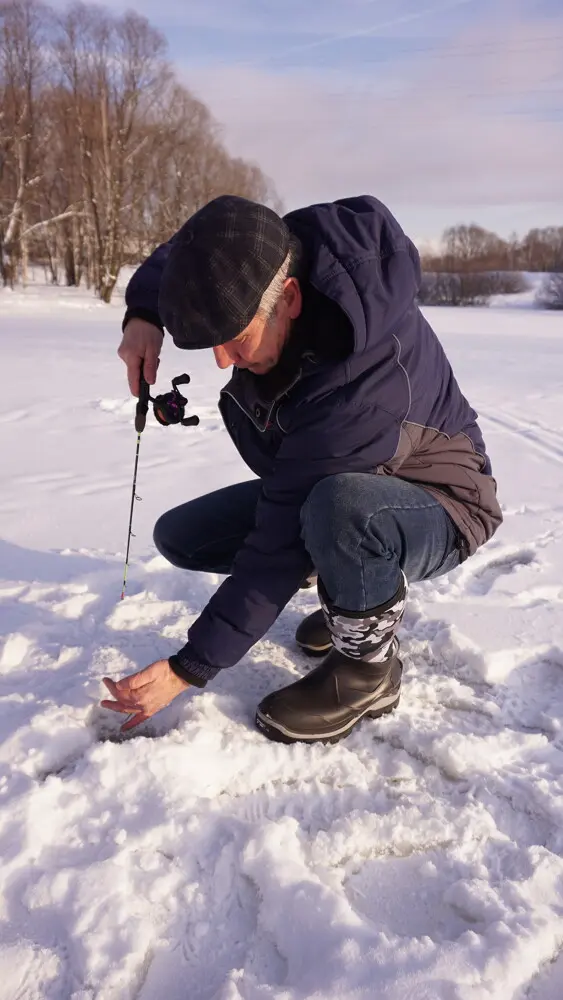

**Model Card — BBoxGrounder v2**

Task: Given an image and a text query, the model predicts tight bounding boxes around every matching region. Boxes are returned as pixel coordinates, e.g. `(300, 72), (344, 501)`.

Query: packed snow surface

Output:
(1, 279), (563, 999)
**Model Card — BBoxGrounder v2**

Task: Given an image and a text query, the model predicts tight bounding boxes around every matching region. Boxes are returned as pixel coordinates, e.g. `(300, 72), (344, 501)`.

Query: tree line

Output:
(0, 0), (279, 301)
(420, 224), (563, 275)
(417, 224), (563, 308)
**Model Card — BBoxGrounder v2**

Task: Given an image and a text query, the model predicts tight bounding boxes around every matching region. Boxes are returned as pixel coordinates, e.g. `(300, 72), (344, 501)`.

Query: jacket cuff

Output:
(122, 307), (164, 334)
(168, 647), (221, 688)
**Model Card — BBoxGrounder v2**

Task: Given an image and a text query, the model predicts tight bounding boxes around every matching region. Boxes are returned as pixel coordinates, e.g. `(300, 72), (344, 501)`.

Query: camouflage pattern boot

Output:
(257, 573), (408, 743)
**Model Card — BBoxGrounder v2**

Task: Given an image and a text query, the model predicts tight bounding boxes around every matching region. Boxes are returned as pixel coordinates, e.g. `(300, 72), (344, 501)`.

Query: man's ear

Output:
(284, 277), (302, 320)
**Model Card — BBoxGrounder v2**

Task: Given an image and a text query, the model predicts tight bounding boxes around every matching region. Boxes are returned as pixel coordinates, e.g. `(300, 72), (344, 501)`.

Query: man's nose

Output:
(213, 345), (233, 369)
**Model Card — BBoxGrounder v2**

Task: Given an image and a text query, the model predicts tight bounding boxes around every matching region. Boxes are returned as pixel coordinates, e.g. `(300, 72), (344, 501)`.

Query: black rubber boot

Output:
(295, 608), (331, 656)
(255, 643), (402, 744)
(256, 574), (408, 744)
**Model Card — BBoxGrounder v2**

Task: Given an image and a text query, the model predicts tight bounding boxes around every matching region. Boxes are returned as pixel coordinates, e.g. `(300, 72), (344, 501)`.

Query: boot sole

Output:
(255, 692), (400, 745)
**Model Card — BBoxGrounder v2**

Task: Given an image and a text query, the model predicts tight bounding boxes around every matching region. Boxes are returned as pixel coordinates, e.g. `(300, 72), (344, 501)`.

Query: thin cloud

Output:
(184, 7), (563, 220)
(49, 0), (476, 40)
(248, 0), (477, 66)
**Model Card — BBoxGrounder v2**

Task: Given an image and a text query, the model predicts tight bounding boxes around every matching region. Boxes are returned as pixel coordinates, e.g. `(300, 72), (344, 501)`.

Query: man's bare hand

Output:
(101, 659), (189, 732)
(118, 318), (164, 396)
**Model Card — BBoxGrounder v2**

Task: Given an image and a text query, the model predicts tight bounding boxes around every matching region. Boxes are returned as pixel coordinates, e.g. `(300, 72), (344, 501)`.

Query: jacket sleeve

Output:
(176, 389), (402, 680)
(122, 234), (178, 331)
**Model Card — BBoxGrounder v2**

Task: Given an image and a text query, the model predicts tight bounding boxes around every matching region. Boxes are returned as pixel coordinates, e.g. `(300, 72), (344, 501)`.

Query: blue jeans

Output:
(154, 473), (461, 612)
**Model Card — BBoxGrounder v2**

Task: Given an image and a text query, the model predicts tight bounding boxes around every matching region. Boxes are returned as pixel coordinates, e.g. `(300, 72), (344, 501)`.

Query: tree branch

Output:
(20, 210), (82, 240)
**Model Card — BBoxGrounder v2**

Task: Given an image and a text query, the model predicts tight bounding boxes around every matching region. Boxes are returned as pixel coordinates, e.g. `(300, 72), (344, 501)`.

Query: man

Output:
(102, 194), (502, 744)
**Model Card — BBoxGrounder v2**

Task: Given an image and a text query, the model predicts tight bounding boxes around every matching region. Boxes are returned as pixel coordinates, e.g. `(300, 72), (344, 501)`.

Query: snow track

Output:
(480, 410), (563, 466)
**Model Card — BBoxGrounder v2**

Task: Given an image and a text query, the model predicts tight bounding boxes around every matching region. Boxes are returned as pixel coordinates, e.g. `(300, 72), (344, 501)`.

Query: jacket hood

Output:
(284, 195), (421, 355)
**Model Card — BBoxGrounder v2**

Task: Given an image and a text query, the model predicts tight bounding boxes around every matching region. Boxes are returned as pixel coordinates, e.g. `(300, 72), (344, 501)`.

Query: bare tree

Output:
(441, 224), (510, 273)
(35, 83), (85, 284)
(519, 227), (563, 273)
(0, 0), (282, 300)
(0, 0), (49, 284)
(122, 77), (280, 269)
(54, 4), (169, 301)
(126, 80), (219, 254)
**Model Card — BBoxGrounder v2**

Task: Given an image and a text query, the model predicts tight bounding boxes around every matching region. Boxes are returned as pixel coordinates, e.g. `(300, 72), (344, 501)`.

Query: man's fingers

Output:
(142, 351), (159, 386)
(109, 673), (153, 696)
(100, 700), (150, 731)
(125, 354), (159, 398)
(117, 341), (141, 398)
(101, 699), (138, 715)
(126, 667), (160, 690)
(102, 677), (143, 707)
(103, 676), (126, 698)
(127, 359), (141, 398)
(119, 320), (164, 398)
(121, 712), (150, 733)
(102, 676), (155, 721)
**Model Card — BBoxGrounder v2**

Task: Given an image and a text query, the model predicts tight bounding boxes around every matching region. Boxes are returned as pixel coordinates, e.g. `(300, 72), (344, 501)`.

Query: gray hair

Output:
(257, 236), (301, 324)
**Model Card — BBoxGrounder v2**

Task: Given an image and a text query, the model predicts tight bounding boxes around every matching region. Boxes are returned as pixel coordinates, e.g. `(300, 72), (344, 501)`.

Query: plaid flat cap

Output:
(158, 195), (291, 349)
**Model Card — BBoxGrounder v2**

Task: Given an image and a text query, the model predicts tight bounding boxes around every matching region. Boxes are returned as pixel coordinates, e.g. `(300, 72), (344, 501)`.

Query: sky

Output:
(56, 0), (563, 243)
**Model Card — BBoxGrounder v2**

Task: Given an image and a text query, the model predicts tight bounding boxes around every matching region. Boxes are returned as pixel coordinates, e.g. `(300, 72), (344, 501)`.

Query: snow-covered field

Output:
(1, 279), (563, 1000)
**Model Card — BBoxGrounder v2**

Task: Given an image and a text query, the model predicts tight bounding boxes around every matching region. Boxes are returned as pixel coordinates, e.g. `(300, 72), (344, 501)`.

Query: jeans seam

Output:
(358, 520), (367, 608)
(356, 511), (375, 610)
(364, 500), (442, 513)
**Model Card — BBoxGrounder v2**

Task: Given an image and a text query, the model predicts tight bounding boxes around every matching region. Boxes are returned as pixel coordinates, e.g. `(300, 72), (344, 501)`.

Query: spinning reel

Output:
(135, 373), (199, 433)
(150, 374), (200, 428)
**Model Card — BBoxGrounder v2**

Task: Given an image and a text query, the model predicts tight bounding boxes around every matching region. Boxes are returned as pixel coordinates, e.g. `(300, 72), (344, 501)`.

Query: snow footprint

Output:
(344, 849), (475, 943)
(461, 545), (539, 596)
(21, 583), (98, 620)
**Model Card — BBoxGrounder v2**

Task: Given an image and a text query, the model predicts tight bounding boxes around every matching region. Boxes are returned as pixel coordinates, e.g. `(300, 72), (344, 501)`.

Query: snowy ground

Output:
(1, 279), (563, 1000)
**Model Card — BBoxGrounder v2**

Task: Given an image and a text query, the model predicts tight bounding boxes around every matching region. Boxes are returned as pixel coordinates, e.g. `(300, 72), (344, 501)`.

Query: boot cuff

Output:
(318, 570), (407, 619)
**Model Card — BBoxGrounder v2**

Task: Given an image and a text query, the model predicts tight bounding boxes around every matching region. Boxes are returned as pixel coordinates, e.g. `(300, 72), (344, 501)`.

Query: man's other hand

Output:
(101, 659), (189, 732)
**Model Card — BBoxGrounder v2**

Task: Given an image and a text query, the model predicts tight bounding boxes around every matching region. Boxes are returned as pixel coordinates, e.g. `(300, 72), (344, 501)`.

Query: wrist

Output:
(168, 650), (221, 688)
(167, 661), (191, 691)
(122, 307), (164, 334)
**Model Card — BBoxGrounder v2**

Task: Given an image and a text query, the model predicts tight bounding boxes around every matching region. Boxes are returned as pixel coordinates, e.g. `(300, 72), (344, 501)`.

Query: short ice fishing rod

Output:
(120, 368), (199, 600)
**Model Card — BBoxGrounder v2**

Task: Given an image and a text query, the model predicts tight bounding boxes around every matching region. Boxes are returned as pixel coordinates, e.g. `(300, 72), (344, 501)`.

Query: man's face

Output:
(213, 278), (302, 375)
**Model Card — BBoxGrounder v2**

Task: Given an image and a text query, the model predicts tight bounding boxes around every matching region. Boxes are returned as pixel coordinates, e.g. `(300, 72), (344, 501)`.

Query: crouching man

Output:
(103, 194), (502, 744)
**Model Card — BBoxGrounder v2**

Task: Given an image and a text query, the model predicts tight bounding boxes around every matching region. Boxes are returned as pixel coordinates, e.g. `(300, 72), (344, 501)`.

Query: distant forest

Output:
(0, 0), (279, 301)
(418, 225), (563, 308)
(420, 223), (563, 275)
